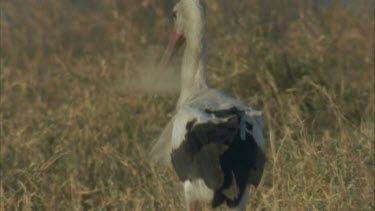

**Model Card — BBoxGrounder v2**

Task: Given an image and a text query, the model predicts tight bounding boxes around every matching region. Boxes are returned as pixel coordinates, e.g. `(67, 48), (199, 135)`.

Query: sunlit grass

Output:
(1, 0), (374, 210)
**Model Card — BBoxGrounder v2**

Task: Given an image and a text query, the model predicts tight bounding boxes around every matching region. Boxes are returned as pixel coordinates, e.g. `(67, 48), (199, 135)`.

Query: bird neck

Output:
(177, 29), (208, 107)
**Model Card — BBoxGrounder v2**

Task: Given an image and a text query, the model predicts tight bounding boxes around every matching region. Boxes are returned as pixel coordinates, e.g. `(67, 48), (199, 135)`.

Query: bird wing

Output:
(149, 116), (175, 164)
(170, 103), (266, 208)
(149, 88), (266, 165)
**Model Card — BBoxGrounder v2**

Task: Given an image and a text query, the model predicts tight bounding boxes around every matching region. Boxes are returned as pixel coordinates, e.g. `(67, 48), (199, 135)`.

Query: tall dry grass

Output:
(1, 0), (374, 210)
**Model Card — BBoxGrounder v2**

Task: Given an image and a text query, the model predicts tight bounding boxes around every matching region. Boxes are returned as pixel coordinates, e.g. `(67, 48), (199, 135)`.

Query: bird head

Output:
(161, 0), (206, 65)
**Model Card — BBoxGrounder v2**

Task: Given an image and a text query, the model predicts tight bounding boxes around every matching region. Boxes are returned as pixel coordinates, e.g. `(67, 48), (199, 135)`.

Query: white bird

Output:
(150, 0), (266, 210)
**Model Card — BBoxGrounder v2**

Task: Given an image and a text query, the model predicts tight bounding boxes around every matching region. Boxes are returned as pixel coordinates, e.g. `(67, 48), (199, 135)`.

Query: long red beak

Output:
(161, 30), (185, 66)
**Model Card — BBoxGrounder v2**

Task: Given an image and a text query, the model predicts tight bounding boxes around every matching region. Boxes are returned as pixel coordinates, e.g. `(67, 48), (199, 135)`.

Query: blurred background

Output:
(1, 0), (374, 210)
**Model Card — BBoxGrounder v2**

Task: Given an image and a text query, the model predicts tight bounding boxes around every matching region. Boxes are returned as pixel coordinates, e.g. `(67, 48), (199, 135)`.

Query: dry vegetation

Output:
(1, 0), (374, 210)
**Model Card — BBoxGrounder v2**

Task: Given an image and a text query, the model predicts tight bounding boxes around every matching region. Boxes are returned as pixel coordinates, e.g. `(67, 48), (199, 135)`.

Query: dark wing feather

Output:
(171, 108), (265, 209)
(171, 115), (239, 189)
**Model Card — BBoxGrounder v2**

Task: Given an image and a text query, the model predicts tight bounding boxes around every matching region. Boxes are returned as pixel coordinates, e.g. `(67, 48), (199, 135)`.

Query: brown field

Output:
(1, 0), (374, 210)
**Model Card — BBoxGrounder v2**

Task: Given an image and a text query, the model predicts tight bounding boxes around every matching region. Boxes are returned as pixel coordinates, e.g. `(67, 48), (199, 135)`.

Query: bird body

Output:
(150, 0), (266, 210)
(170, 90), (265, 210)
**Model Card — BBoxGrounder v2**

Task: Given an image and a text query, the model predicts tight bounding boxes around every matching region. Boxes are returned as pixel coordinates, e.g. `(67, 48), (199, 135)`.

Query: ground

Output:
(1, 0), (374, 210)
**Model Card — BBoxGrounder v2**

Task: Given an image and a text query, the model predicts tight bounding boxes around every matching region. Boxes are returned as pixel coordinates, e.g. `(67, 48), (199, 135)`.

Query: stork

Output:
(150, 0), (266, 210)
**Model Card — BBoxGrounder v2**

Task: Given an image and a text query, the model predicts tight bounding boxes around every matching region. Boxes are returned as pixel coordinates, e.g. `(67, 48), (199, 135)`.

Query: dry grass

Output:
(1, 0), (374, 210)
